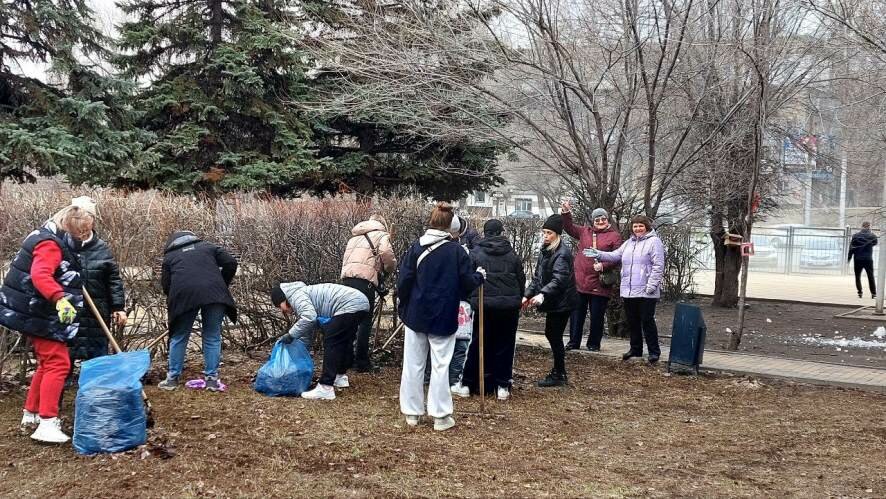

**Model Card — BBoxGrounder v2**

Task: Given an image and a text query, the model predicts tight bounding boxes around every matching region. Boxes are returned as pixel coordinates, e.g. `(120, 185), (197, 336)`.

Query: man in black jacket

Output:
(158, 231), (238, 392)
(461, 219), (526, 400)
(848, 222), (878, 299)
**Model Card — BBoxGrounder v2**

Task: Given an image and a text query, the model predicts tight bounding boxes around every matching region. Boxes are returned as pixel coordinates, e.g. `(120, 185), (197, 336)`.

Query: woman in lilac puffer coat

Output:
(586, 215), (665, 364)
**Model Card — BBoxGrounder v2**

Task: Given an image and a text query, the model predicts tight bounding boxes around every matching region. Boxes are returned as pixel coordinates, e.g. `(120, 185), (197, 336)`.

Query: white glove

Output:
(476, 267), (487, 279)
(583, 248), (600, 258)
(531, 294), (545, 306)
(645, 286), (656, 295)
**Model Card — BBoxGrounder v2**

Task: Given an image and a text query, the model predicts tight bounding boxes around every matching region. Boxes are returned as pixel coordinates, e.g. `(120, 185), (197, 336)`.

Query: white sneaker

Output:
(404, 415), (421, 427)
(497, 386), (510, 401)
(20, 410), (40, 428)
(301, 384), (336, 400)
(450, 382), (470, 398)
(334, 374), (350, 388)
(30, 417), (70, 444)
(434, 415), (456, 431)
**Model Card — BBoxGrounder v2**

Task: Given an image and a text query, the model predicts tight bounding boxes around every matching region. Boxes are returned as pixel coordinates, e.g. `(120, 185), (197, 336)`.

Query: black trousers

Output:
(461, 307), (520, 393)
(568, 293), (610, 349)
(342, 277), (377, 368)
(318, 312), (367, 386)
(544, 311), (571, 374)
(622, 298), (661, 356)
(854, 259), (876, 295)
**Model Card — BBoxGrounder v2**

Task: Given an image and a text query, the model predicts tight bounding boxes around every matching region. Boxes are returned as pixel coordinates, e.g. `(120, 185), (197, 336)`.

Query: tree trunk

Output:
(713, 247), (742, 308)
(606, 296), (629, 338)
(209, 0), (223, 45)
(710, 213), (742, 307)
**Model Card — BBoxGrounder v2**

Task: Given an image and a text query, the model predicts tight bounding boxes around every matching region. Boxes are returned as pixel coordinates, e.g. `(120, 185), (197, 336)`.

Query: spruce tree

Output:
(301, 0), (506, 200)
(115, 0), (320, 194)
(0, 0), (149, 188)
(115, 0), (503, 198)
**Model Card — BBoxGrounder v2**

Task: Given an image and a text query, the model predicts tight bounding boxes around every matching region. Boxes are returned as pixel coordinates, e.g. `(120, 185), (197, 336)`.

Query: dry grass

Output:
(0, 346), (884, 498)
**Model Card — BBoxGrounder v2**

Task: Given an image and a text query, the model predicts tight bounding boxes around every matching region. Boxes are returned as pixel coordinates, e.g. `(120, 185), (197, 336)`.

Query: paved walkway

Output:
(516, 331), (886, 392)
(692, 270), (877, 306)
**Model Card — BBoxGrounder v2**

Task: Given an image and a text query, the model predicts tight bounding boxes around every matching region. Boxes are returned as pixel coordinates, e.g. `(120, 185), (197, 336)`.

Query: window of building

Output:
(515, 198), (532, 211)
(474, 190), (486, 203)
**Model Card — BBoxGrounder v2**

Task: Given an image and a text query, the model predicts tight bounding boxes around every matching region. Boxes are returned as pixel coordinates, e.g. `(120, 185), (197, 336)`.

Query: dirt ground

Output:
(1, 346), (884, 498)
(523, 297), (886, 369)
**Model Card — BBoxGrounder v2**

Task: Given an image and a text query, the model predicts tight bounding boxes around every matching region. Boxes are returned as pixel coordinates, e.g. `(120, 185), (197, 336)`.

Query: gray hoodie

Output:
(281, 281), (370, 345)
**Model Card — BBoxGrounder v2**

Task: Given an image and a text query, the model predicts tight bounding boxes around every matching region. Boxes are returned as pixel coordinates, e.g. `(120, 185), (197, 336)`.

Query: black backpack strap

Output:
(363, 233), (380, 259)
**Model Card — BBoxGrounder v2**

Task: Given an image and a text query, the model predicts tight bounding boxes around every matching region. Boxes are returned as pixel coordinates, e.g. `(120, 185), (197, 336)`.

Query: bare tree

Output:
(302, 0), (754, 223)
(675, 0), (831, 314)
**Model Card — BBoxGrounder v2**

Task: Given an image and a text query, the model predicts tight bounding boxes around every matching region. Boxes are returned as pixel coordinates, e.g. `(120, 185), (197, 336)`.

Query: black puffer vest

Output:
(0, 224), (84, 342)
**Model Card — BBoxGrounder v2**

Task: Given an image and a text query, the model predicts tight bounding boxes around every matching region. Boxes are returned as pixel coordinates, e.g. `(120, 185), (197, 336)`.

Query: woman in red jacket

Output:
(0, 203), (93, 443)
(562, 202), (622, 351)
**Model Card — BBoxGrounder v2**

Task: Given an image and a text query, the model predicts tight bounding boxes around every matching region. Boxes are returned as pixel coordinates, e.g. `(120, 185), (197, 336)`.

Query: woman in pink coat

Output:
(561, 202), (622, 351)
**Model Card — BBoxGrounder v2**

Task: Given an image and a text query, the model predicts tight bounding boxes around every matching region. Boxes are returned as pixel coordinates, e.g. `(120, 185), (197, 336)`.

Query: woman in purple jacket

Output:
(585, 215), (665, 364)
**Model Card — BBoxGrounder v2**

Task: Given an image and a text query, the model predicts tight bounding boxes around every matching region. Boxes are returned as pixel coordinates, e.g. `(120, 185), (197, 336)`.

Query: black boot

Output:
(622, 350), (642, 361)
(537, 371), (568, 387)
(648, 354), (660, 364)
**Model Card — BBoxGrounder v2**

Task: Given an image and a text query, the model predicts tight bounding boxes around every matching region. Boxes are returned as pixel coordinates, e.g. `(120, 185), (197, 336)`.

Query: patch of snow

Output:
(800, 336), (886, 350)
(766, 318), (772, 323)
(873, 326), (885, 339)
(725, 327), (732, 333)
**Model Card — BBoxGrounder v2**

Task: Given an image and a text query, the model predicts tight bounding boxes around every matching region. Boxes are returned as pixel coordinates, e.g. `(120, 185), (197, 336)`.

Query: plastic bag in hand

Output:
(254, 340), (314, 397)
(455, 301), (473, 340)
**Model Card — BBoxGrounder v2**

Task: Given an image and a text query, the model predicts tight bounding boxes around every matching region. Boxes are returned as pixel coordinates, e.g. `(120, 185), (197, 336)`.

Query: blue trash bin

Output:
(667, 303), (706, 374)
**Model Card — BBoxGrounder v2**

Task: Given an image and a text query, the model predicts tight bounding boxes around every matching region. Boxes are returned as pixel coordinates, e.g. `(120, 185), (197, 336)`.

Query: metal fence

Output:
(692, 225), (881, 276)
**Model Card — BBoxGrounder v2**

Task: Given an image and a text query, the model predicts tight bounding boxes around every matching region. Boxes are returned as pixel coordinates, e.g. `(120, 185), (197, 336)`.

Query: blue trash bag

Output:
(74, 350), (150, 455)
(254, 340), (314, 397)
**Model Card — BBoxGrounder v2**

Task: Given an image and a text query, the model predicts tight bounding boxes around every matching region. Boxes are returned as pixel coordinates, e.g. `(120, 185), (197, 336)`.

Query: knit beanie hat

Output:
(542, 214), (563, 235)
(591, 208), (609, 220)
(484, 219), (504, 236)
(270, 284), (287, 307)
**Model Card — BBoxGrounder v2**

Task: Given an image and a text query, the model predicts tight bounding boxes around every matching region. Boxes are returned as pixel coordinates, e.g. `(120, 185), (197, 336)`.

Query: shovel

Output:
(82, 288), (155, 428)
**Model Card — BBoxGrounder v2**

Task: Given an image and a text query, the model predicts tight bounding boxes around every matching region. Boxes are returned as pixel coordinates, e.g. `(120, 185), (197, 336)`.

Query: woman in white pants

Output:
(397, 203), (485, 431)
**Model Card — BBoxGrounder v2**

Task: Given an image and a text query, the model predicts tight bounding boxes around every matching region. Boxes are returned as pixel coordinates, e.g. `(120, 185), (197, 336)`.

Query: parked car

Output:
(748, 234), (779, 268)
(798, 237), (843, 269)
(765, 224), (808, 248)
(507, 210), (540, 219)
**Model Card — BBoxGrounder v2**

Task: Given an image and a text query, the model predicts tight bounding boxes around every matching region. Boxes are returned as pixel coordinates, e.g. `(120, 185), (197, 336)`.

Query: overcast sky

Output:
(16, 0), (123, 80)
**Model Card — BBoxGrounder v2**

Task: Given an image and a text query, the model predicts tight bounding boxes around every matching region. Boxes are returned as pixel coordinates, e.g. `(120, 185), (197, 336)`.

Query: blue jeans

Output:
(167, 303), (226, 379)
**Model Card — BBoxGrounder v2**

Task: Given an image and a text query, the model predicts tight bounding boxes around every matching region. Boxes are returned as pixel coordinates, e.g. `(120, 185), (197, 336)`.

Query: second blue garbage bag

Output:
(74, 350), (151, 455)
(254, 340), (313, 396)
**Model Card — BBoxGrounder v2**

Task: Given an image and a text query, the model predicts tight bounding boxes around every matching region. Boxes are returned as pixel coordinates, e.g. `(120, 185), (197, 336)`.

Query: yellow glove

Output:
(56, 297), (76, 324)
